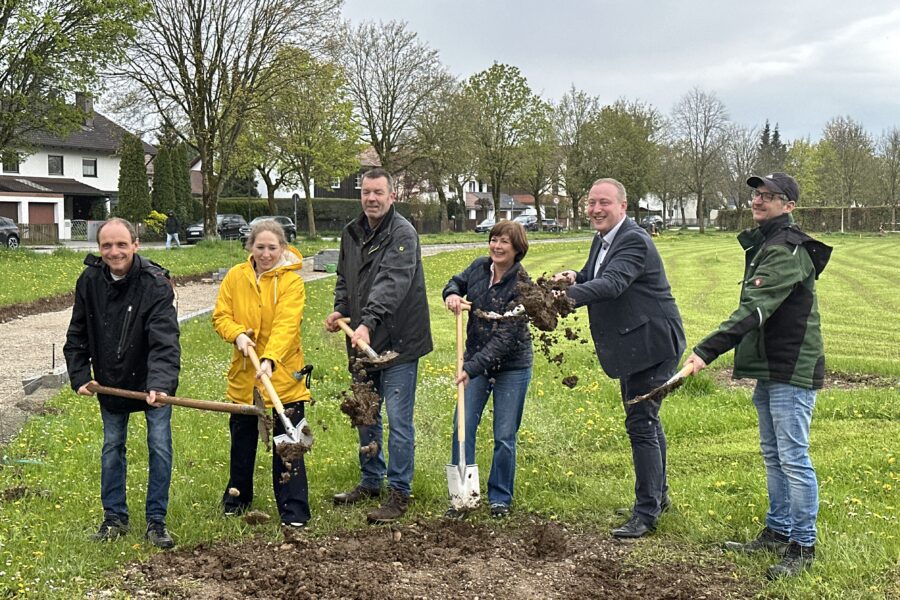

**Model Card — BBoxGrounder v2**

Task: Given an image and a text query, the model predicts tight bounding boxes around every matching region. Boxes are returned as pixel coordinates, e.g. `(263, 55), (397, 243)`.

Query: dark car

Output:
(639, 215), (665, 232)
(513, 214), (538, 231)
(239, 216), (297, 243)
(185, 214), (248, 244)
(474, 218), (495, 233)
(0, 217), (20, 249)
(541, 219), (562, 232)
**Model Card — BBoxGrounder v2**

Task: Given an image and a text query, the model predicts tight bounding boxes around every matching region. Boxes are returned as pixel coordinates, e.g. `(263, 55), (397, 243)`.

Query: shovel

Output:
(476, 304), (526, 321)
(335, 318), (400, 367)
(87, 382), (270, 446)
(626, 364), (694, 405)
(245, 346), (314, 449)
(446, 304), (481, 511)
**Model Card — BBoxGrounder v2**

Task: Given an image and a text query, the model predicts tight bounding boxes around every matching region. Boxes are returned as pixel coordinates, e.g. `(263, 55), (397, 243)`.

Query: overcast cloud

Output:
(342, 0), (900, 140)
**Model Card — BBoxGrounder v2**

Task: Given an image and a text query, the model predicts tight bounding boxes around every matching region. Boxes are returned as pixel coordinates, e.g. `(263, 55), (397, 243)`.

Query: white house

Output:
(0, 93), (155, 241)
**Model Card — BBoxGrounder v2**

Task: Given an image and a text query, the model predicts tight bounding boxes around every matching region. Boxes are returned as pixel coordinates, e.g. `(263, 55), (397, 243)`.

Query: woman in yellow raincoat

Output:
(213, 220), (311, 527)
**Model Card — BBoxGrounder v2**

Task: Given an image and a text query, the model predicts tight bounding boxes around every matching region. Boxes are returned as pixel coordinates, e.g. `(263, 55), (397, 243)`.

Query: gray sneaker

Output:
(145, 521), (175, 549)
(725, 526), (790, 555)
(90, 517), (129, 541)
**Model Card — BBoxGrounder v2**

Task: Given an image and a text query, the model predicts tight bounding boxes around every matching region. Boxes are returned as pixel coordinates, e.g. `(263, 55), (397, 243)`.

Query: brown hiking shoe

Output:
(725, 526), (790, 555)
(366, 488), (409, 524)
(333, 484), (381, 506)
(767, 542), (815, 579)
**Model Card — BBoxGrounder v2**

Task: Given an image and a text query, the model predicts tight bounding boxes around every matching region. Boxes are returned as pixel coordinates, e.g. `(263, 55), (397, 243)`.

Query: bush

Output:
(716, 205), (896, 232)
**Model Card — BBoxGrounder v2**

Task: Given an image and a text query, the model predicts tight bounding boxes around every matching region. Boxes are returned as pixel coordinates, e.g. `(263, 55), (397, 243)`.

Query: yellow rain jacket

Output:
(213, 246), (310, 407)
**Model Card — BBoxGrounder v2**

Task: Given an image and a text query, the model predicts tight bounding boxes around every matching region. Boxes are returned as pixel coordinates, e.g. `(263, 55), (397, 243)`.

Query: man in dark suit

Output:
(555, 178), (685, 538)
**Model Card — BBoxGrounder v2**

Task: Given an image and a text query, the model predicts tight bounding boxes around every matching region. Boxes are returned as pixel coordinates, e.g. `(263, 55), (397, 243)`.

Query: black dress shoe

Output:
(611, 516), (655, 538)
(614, 497), (671, 518)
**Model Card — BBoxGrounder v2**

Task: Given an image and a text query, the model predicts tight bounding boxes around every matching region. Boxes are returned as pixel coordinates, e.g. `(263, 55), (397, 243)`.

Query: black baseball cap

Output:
(747, 172), (799, 202)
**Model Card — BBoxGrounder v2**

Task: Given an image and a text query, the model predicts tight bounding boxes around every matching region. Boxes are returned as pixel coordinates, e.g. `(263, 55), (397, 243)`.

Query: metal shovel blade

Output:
(274, 415), (314, 450)
(476, 304), (526, 321)
(446, 463), (481, 511)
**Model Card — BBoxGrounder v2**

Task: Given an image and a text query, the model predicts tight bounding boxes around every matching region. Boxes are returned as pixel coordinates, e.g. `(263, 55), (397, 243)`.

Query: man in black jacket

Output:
(556, 178), (685, 538)
(164, 211), (180, 249)
(325, 168), (432, 524)
(64, 218), (180, 549)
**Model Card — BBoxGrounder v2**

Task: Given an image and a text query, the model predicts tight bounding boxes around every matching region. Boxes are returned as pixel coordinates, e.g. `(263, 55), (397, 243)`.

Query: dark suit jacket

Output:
(567, 218), (685, 379)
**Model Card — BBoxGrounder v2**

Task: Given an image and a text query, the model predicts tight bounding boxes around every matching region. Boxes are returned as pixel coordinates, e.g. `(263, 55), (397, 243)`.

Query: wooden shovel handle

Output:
(335, 317), (379, 359)
(87, 383), (262, 416)
(456, 310), (467, 445)
(671, 363), (695, 383)
(245, 346), (288, 418)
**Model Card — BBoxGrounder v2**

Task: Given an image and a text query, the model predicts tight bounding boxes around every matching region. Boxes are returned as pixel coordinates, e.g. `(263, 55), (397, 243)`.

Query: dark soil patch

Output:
(117, 519), (753, 599)
(710, 369), (899, 391)
(562, 375), (579, 389)
(340, 380), (380, 427)
(0, 273), (209, 324)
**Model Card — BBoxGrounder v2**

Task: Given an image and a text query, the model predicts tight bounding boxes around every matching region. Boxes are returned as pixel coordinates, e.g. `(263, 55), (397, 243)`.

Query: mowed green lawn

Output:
(1, 234), (897, 599)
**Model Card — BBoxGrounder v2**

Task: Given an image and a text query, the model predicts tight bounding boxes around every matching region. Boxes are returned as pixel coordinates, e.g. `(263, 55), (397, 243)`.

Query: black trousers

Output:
(222, 402), (311, 524)
(620, 354), (681, 525)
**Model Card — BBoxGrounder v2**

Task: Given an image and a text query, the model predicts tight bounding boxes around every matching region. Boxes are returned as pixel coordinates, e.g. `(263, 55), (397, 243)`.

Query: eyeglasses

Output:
(751, 190), (789, 203)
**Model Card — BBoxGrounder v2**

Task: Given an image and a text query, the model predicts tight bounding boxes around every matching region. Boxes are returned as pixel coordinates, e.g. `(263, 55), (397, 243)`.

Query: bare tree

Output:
(670, 88), (729, 232)
(819, 115), (875, 206)
(555, 86), (601, 228)
(117, 0), (341, 239)
(513, 101), (559, 230)
(340, 20), (446, 174)
(649, 128), (691, 228)
(724, 124), (759, 221)
(877, 128), (900, 228)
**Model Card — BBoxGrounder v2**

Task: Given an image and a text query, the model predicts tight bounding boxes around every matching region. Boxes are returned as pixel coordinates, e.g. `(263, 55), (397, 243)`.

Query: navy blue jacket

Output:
(567, 218), (685, 379)
(443, 257), (533, 378)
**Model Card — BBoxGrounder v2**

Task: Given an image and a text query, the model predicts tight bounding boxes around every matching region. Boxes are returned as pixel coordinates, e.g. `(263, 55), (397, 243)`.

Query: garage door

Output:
(28, 202), (55, 224)
(0, 201), (17, 220)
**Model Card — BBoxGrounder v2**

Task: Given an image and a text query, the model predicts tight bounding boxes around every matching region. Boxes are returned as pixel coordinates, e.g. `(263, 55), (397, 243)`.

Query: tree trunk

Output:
(533, 191), (543, 231)
(437, 187), (449, 232)
(679, 196), (686, 228)
(259, 171), (278, 214)
(303, 180), (316, 239)
(201, 156), (220, 240)
(697, 188), (706, 233)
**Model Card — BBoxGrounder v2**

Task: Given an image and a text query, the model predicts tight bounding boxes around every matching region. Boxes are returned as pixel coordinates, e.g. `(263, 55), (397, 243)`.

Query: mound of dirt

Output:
(117, 519), (752, 599)
(516, 274), (576, 332)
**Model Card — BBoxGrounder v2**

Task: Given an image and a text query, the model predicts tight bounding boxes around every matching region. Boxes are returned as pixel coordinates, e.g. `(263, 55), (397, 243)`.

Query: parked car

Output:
(474, 218), (495, 233)
(0, 217), (20, 249)
(513, 214), (538, 231)
(239, 215), (297, 244)
(185, 214), (248, 244)
(541, 219), (563, 232)
(639, 215), (666, 232)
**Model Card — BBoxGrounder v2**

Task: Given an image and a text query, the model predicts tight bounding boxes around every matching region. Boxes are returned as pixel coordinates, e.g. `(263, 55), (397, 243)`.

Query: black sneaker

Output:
(146, 521), (175, 549)
(615, 497), (672, 517)
(767, 542), (815, 579)
(90, 517), (129, 541)
(490, 503), (510, 519)
(724, 526), (790, 555)
(333, 484), (382, 506)
(366, 488), (409, 524)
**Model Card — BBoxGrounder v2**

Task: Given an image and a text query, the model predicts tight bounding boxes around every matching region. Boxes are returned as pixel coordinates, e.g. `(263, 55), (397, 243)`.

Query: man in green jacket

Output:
(684, 172), (831, 579)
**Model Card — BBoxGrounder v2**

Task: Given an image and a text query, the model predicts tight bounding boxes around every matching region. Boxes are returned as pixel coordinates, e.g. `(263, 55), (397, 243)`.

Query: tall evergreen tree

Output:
(756, 120), (787, 173)
(151, 144), (176, 214)
(116, 134), (151, 224)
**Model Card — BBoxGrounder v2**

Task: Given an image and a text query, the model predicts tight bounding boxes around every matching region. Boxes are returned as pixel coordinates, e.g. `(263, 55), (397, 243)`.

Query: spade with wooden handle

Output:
(626, 364), (694, 405)
(245, 346), (313, 449)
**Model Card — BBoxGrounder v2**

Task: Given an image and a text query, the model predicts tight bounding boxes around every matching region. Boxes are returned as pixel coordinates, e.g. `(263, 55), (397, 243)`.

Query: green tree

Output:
(785, 137), (824, 205)
(876, 128), (900, 227)
(756, 120), (787, 174)
(819, 116), (875, 206)
(0, 0), (146, 155)
(171, 142), (194, 225)
(151, 144), (176, 214)
(116, 134), (152, 224)
(465, 63), (545, 214)
(221, 173), (259, 198)
(513, 102), (559, 230)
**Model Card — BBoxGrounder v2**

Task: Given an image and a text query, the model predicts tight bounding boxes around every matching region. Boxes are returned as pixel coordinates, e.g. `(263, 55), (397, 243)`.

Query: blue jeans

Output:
(99, 405), (173, 524)
(450, 367), (531, 507)
(752, 380), (819, 546)
(356, 360), (418, 496)
(165, 232), (180, 249)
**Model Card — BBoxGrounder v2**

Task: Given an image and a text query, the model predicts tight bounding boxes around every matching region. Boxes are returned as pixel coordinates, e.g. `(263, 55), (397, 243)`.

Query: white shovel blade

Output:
(275, 417), (313, 448)
(446, 463), (481, 510)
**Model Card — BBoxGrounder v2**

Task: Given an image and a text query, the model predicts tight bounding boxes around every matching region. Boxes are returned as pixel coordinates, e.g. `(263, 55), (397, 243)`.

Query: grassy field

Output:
(0, 233), (897, 598)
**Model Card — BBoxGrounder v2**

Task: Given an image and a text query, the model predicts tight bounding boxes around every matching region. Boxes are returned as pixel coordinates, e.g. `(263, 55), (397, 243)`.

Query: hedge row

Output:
(716, 205), (899, 232)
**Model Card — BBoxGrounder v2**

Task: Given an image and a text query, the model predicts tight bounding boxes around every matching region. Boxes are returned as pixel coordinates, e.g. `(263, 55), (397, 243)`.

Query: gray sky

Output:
(342, 0), (900, 141)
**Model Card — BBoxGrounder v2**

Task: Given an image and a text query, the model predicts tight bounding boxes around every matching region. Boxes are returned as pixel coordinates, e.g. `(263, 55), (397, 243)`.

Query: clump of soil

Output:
(276, 439), (311, 463)
(515, 274), (576, 332)
(360, 441), (379, 457)
(1, 485), (28, 502)
(117, 518), (754, 599)
(340, 380), (380, 427)
(242, 510), (271, 525)
(562, 375), (578, 389)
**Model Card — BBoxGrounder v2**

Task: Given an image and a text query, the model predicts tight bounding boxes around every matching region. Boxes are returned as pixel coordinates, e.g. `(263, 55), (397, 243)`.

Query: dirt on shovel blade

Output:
(117, 518), (754, 599)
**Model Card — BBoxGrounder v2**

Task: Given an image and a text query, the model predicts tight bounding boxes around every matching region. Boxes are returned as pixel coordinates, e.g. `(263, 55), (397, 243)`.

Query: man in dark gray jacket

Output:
(556, 178), (685, 539)
(325, 168), (432, 524)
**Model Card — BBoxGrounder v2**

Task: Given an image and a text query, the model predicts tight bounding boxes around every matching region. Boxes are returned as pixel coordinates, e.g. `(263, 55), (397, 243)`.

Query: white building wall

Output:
(16, 149), (119, 192)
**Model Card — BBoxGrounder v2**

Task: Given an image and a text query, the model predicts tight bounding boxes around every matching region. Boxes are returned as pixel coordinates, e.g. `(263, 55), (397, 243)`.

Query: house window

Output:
(1, 152), (19, 173)
(355, 174), (362, 189)
(331, 179), (340, 189)
(468, 181), (476, 192)
(48, 155), (64, 176)
(83, 158), (97, 177)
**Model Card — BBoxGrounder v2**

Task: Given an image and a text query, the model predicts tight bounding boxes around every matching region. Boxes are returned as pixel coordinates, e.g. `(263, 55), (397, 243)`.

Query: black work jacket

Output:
(333, 206), (432, 367)
(443, 257), (533, 377)
(64, 254), (180, 413)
